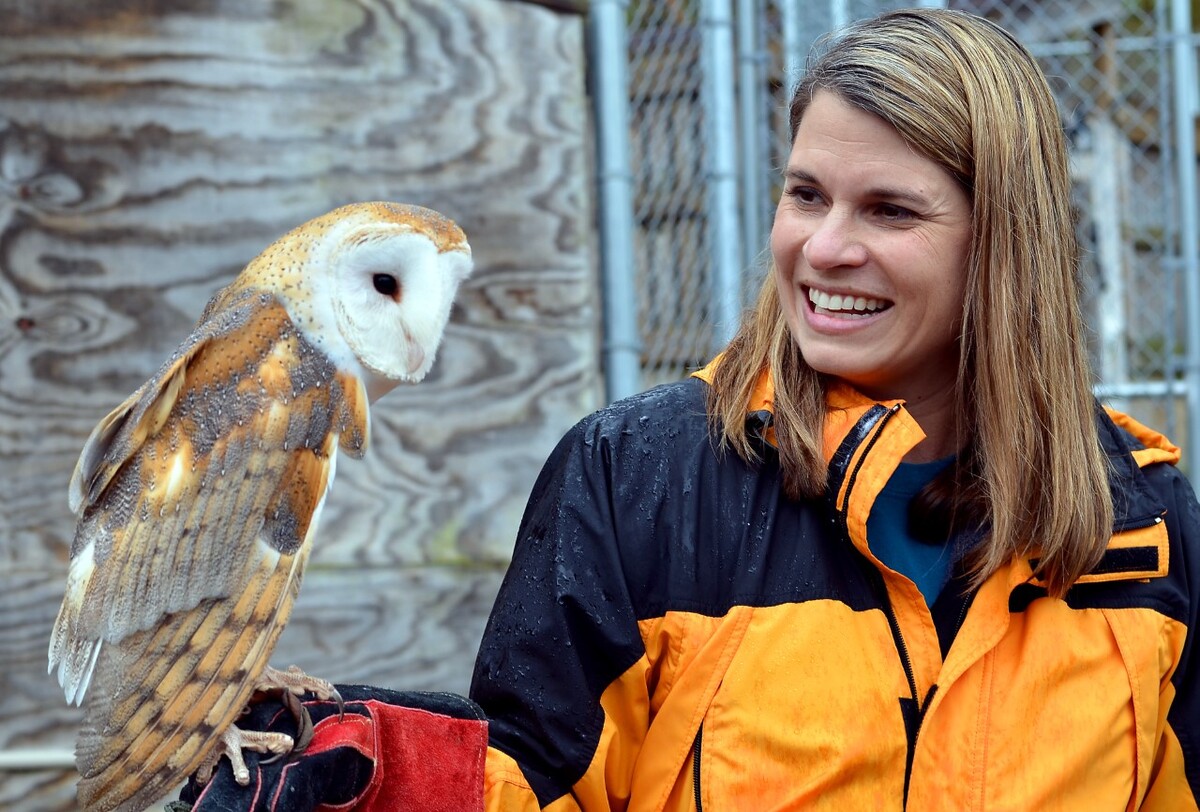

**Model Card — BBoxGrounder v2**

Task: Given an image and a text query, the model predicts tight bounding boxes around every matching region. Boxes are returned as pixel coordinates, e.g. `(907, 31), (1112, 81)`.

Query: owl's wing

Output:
(49, 291), (369, 811)
(67, 285), (244, 518)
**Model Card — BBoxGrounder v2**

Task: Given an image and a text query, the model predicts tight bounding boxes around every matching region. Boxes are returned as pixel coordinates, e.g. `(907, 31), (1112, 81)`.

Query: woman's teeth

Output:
(808, 288), (887, 318)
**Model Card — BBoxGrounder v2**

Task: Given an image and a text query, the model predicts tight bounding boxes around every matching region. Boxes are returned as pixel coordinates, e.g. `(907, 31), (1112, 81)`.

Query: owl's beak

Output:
(406, 341), (426, 377)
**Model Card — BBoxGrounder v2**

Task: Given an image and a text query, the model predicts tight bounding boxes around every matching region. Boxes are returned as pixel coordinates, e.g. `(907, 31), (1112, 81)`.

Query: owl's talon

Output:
(278, 689), (316, 754)
(195, 725), (294, 786)
(331, 685), (345, 723)
(258, 663), (342, 743)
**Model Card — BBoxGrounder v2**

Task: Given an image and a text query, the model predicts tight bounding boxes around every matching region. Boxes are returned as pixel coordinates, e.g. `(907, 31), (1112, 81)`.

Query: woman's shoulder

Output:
(1096, 406), (1200, 576)
(1100, 406), (1180, 463)
(569, 376), (713, 443)
(1095, 405), (1189, 505)
(536, 376), (736, 494)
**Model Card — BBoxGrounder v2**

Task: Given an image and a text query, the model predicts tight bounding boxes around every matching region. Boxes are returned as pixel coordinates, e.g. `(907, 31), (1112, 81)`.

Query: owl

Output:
(47, 201), (473, 812)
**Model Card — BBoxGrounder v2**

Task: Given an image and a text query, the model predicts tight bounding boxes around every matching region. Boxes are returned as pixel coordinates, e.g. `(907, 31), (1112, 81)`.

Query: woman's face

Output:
(771, 90), (972, 406)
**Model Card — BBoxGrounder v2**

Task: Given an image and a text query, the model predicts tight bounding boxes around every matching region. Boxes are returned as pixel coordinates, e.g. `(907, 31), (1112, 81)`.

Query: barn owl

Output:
(47, 201), (473, 812)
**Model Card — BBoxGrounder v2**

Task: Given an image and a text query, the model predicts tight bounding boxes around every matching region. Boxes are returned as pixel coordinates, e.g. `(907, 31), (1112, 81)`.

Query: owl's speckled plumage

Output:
(48, 202), (472, 812)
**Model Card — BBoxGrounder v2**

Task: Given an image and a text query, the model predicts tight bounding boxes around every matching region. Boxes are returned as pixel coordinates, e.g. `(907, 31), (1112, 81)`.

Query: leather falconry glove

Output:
(171, 684), (488, 812)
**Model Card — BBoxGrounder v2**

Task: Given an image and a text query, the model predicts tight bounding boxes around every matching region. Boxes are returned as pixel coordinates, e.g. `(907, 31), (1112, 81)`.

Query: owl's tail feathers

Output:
(72, 597), (255, 812)
(71, 549), (305, 812)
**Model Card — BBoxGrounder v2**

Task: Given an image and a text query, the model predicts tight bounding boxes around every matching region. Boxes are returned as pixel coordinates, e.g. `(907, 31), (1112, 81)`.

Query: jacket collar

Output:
(693, 358), (910, 464)
(694, 359), (1174, 581)
(1097, 406), (1176, 530)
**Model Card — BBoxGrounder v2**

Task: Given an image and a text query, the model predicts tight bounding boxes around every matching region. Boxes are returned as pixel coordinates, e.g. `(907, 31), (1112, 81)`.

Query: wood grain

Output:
(0, 0), (599, 569)
(0, 1), (598, 808)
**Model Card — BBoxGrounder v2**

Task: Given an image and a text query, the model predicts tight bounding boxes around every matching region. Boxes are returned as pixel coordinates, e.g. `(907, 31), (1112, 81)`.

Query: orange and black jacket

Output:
(471, 373), (1200, 810)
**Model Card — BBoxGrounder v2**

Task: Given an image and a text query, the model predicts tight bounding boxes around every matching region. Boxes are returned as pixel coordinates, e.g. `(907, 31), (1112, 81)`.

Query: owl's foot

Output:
(195, 724), (294, 786)
(255, 665), (344, 759)
(258, 664), (342, 707)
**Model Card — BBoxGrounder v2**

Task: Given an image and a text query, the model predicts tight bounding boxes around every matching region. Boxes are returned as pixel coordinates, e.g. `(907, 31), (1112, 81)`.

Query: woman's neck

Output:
(897, 385), (961, 463)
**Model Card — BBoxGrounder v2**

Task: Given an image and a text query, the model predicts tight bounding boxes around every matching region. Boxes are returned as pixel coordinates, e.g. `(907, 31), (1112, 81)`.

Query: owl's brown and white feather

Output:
(47, 202), (472, 812)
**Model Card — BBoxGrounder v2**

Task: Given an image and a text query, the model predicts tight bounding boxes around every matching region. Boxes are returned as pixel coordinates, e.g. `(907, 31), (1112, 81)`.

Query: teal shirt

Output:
(866, 456), (956, 605)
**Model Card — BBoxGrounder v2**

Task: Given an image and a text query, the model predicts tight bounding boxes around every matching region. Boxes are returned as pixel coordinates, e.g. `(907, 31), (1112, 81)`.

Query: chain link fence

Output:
(595, 0), (1200, 467)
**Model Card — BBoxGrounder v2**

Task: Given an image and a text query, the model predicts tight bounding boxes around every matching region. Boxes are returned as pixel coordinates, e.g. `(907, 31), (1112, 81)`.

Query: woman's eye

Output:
(788, 186), (821, 205)
(876, 203), (913, 221)
(372, 273), (400, 299)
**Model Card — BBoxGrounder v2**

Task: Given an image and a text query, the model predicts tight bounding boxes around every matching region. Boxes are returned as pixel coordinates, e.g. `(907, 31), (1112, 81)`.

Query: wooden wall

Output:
(0, 1), (600, 808)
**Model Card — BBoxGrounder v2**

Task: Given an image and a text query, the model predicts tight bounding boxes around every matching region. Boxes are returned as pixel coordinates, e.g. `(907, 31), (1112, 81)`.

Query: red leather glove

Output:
(172, 685), (487, 812)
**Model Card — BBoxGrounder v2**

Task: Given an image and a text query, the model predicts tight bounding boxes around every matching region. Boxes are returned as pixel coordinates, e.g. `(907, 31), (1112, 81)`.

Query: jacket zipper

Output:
(690, 403), (922, 811)
(837, 404), (932, 806)
(951, 591), (971, 642)
(838, 404), (907, 680)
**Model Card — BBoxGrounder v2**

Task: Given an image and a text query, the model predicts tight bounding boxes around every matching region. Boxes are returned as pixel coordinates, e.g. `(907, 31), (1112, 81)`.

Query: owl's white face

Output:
(239, 203), (473, 403)
(329, 227), (472, 393)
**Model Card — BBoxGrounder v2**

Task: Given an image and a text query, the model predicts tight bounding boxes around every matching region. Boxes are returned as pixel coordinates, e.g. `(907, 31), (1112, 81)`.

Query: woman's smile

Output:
(805, 285), (892, 322)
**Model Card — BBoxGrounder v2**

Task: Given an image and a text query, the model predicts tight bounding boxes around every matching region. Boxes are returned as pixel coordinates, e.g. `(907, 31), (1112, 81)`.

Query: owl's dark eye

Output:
(372, 273), (400, 299)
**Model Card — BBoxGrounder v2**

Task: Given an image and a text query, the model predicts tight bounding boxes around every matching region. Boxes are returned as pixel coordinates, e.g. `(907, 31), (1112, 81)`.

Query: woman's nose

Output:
(803, 212), (868, 270)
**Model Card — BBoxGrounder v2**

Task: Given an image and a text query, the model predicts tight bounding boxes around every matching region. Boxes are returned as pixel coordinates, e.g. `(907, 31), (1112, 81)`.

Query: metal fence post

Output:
(700, 0), (744, 346)
(829, 0), (849, 33)
(589, 0), (643, 403)
(1172, 0), (1200, 472)
(779, 0), (804, 126)
(737, 0), (767, 276)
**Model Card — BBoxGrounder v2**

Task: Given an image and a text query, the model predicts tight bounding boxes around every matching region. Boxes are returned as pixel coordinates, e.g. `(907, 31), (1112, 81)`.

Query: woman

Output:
(182, 8), (1199, 811)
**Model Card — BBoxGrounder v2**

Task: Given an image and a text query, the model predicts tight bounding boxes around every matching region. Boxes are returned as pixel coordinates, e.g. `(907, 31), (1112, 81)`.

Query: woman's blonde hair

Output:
(709, 8), (1113, 597)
